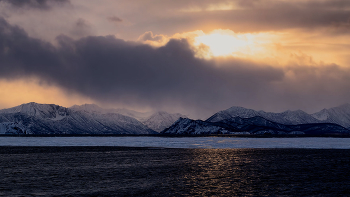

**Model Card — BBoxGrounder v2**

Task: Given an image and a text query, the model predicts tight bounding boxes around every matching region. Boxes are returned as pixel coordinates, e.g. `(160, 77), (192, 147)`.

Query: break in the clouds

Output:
(1, 16), (350, 118)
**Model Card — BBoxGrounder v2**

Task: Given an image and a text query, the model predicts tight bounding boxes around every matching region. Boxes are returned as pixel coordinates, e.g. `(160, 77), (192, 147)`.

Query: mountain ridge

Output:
(70, 104), (186, 132)
(163, 103), (350, 135)
(2, 102), (350, 135)
(162, 116), (350, 135)
(207, 104), (350, 128)
(0, 102), (156, 135)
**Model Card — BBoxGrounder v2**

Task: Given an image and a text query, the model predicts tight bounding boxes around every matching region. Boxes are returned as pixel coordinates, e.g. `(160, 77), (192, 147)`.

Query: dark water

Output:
(1, 147), (350, 196)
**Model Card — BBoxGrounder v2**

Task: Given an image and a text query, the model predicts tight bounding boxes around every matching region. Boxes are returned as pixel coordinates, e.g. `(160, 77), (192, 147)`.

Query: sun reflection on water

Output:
(182, 149), (258, 196)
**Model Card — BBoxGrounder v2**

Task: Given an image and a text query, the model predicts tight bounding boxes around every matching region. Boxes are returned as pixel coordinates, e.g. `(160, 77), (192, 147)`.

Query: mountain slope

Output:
(0, 122), (27, 134)
(312, 104), (350, 128)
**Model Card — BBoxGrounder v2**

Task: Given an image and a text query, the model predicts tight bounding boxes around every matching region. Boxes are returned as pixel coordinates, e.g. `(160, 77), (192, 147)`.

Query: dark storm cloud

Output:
(1, 17), (350, 117)
(0, 0), (70, 10)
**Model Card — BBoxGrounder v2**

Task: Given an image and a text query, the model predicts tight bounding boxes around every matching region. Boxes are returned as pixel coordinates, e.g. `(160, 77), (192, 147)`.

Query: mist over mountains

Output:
(1, 102), (350, 135)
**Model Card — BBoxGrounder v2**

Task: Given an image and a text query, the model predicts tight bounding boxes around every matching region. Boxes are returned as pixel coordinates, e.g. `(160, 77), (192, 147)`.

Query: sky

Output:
(1, 0), (350, 119)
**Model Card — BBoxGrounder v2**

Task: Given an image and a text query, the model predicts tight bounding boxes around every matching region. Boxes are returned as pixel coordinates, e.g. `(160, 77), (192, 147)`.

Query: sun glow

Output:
(193, 30), (268, 58)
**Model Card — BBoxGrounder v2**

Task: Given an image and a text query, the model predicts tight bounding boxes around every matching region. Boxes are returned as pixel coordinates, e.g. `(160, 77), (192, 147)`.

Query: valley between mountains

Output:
(1, 102), (350, 135)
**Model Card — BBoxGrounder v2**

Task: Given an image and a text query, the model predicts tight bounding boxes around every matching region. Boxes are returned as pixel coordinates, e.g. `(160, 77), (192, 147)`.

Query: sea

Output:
(1, 137), (350, 196)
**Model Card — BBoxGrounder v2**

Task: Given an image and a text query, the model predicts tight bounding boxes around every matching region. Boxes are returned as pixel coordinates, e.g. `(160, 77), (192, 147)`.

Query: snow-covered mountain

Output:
(3, 102), (350, 135)
(207, 106), (322, 125)
(207, 104), (350, 129)
(0, 103), (156, 134)
(162, 117), (350, 135)
(258, 110), (321, 125)
(206, 106), (259, 122)
(142, 111), (187, 132)
(70, 104), (155, 122)
(0, 102), (69, 120)
(162, 118), (231, 135)
(163, 104), (350, 135)
(312, 104), (350, 128)
(70, 104), (186, 132)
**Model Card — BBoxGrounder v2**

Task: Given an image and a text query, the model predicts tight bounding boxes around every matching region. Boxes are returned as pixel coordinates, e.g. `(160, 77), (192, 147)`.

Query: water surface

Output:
(1, 147), (349, 196)
(1, 136), (350, 148)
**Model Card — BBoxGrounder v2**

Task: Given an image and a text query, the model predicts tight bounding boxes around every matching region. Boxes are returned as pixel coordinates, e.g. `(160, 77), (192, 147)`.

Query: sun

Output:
(194, 30), (256, 57)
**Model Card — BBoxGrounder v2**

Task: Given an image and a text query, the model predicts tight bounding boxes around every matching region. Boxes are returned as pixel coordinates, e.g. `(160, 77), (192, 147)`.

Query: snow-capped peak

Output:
(206, 106), (260, 122)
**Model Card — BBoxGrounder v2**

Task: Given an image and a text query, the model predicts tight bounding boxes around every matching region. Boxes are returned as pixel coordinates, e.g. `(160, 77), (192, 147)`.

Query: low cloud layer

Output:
(1, 17), (350, 118)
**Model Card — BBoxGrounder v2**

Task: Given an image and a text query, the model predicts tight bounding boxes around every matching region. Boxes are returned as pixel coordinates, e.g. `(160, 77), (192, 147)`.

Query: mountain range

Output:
(0, 102), (184, 134)
(162, 104), (350, 135)
(1, 102), (350, 135)
(206, 104), (350, 128)
(69, 104), (186, 132)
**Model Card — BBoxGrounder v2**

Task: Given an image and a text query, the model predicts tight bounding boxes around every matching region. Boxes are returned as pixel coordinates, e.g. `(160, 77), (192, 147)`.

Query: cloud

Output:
(75, 18), (88, 28)
(1, 17), (350, 118)
(122, 0), (350, 36)
(138, 31), (163, 42)
(69, 18), (93, 38)
(0, 0), (70, 10)
(1, 0), (349, 45)
(107, 16), (122, 23)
